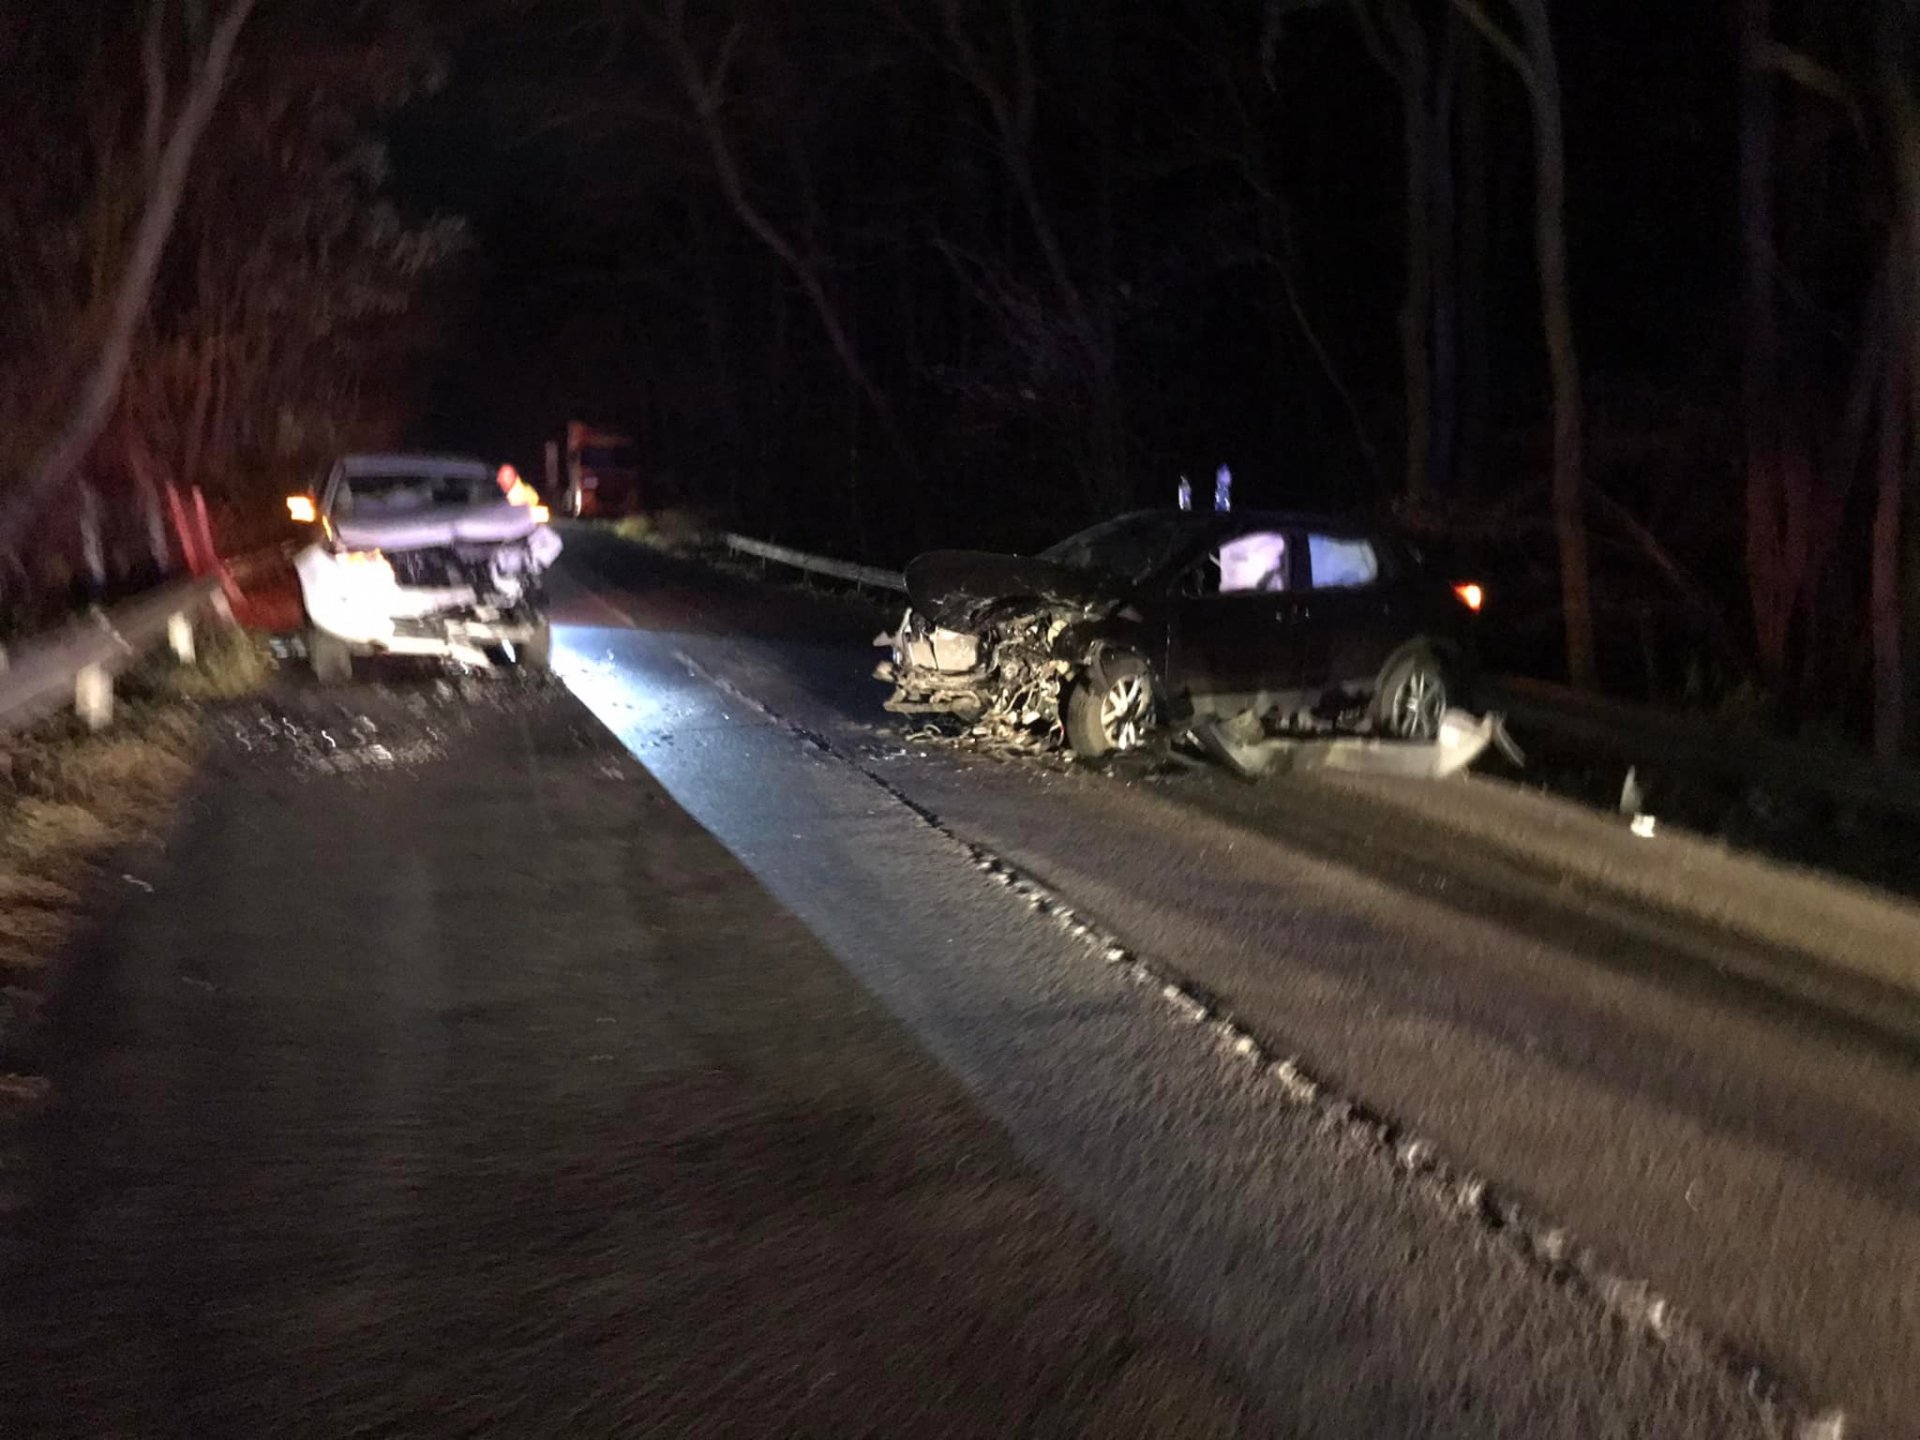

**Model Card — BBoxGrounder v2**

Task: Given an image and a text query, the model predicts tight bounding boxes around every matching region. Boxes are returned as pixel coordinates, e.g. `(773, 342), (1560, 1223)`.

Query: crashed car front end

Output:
(877, 606), (1084, 741)
(874, 550), (1122, 747)
(296, 524), (562, 667)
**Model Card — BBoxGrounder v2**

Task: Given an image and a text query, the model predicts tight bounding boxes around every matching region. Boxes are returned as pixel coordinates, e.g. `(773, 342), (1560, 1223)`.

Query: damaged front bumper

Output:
(296, 531), (559, 666)
(875, 608), (1077, 743)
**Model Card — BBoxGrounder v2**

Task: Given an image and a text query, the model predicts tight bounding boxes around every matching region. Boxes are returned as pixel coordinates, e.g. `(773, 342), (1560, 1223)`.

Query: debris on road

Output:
(1190, 708), (1522, 783)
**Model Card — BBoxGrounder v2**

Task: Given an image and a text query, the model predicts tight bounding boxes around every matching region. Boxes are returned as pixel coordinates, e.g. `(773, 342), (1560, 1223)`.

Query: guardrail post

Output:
(167, 612), (196, 664)
(75, 664), (113, 732)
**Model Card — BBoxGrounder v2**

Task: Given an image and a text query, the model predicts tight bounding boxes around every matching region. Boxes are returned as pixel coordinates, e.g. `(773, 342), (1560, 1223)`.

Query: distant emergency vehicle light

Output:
(1452, 582), (1485, 613)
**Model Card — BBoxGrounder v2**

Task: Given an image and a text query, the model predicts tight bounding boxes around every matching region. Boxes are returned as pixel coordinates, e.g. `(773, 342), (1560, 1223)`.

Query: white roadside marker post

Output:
(168, 612), (196, 665)
(75, 663), (113, 732)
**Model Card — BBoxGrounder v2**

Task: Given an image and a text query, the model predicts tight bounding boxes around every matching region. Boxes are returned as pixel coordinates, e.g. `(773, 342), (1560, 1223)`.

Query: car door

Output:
(1298, 531), (1398, 689)
(1164, 528), (1312, 708)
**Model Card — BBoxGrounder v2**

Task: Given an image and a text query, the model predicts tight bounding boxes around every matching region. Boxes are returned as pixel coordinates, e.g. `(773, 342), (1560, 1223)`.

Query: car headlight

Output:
(336, 548), (395, 584)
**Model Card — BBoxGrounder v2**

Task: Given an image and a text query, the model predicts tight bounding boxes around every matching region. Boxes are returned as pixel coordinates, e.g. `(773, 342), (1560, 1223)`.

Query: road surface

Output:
(549, 528), (1919, 1437)
(1, 525), (1913, 1436)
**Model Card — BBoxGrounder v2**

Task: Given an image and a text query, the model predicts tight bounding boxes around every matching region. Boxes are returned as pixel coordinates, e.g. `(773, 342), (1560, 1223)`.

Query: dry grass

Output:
(0, 622), (272, 1099)
(607, 507), (711, 551)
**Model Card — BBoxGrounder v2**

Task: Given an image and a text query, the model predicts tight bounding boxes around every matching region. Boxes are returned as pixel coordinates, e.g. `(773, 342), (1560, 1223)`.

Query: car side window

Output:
(1216, 531), (1292, 594)
(1305, 534), (1380, 590)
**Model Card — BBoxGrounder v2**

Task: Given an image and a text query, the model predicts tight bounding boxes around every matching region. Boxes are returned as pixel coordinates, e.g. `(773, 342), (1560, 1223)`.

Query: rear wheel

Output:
(1374, 649), (1449, 740)
(1065, 653), (1156, 760)
(308, 628), (352, 686)
(515, 618), (552, 671)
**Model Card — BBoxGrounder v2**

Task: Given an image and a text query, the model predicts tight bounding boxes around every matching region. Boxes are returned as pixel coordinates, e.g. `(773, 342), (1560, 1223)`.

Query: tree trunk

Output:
(662, 5), (918, 498)
(936, 0), (1122, 514)
(1455, 19), (1491, 498)
(1399, 76), (1435, 503)
(1353, 1), (1435, 505)
(1495, 0), (1595, 688)
(1873, 339), (1907, 759)
(1878, 0), (1920, 758)
(1089, 3), (1125, 513)
(1383, 2), (1434, 503)
(1738, 0), (1792, 691)
(0, 0), (258, 552)
(1429, 7), (1468, 501)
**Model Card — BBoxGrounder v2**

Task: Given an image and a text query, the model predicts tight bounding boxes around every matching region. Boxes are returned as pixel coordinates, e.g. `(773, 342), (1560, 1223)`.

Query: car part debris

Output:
(1190, 708), (1516, 782)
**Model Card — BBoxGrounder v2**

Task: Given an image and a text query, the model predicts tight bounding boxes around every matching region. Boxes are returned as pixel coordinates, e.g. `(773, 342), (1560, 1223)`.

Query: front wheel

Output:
(1065, 653), (1157, 760)
(1373, 650), (1449, 740)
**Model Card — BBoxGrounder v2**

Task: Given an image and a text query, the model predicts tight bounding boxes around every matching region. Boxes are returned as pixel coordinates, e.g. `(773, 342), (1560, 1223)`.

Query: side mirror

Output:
(286, 494), (317, 524)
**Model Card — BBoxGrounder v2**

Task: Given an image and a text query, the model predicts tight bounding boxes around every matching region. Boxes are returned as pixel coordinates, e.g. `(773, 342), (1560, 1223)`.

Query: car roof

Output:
(335, 452), (493, 478)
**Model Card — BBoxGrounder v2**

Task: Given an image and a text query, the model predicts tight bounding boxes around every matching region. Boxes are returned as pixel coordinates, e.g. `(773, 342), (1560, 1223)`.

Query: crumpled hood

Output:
(904, 550), (1120, 631)
(333, 502), (545, 553)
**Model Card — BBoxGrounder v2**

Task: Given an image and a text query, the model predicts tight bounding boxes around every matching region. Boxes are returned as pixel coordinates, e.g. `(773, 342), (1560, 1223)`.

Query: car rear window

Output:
(1306, 534), (1379, 589)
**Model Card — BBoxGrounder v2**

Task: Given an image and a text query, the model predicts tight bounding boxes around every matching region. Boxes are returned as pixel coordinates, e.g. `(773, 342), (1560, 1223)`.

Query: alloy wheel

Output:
(1393, 667), (1446, 741)
(1099, 673), (1153, 750)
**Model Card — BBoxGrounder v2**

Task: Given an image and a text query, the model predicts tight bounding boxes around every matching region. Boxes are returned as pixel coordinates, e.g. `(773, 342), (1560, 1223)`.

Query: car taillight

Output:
(1452, 582), (1485, 613)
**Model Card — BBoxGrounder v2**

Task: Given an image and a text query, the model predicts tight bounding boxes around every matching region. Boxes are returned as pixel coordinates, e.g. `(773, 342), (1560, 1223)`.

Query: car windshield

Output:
(334, 470), (501, 518)
(1039, 513), (1198, 585)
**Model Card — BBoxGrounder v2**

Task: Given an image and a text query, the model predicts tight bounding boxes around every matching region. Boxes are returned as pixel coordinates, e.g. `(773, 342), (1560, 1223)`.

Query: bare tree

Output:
(1208, 31), (1385, 486)
(1454, 0), (1595, 688)
(929, 0), (1126, 513)
(0, 0), (260, 553)
(1875, 0), (1919, 758)
(657, 0), (918, 509)
(1349, 0), (1437, 502)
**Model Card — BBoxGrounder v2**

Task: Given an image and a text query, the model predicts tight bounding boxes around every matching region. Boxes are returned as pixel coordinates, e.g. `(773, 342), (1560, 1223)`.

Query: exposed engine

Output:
(387, 539), (547, 607)
(879, 605), (1080, 751)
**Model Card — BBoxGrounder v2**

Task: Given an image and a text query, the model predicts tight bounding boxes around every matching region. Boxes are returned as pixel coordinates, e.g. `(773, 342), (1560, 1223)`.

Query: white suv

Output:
(290, 453), (563, 683)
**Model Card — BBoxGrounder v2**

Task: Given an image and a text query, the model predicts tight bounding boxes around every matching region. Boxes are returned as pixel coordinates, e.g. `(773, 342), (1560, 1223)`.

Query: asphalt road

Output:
(0, 674), (1276, 1437)
(0, 526), (1907, 1437)
(549, 527), (1920, 1438)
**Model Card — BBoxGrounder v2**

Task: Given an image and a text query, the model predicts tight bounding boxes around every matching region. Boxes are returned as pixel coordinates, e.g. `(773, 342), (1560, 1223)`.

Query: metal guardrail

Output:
(1485, 676), (1920, 820)
(723, 533), (907, 593)
(0, 549), (284, 736)
(718, 530), (1920, 820)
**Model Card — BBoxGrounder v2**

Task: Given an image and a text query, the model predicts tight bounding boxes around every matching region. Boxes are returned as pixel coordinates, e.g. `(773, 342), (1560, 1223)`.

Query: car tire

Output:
(516, 619), (553, 671)
(1065, 653), (1156, 760)
(308, 628), (353, 686)
(1373, 648), (1449, 741)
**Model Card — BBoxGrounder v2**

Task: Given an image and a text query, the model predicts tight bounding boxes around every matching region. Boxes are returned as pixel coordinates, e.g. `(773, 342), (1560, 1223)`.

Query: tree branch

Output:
(0, 0), (260, 551)
(1448, 0), (1534, 93)
(1752, 39), (1867, 137)
(142, 0), (169, 186)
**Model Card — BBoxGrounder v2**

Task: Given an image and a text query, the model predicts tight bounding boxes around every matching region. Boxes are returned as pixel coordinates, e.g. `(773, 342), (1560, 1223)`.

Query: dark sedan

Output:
(877, 510), (1483, 759)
